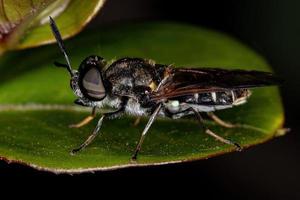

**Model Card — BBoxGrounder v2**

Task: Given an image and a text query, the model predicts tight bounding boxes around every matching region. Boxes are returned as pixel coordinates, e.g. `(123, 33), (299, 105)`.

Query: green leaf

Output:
(0, 0), (106, 53)
(0, 22), (285, 173)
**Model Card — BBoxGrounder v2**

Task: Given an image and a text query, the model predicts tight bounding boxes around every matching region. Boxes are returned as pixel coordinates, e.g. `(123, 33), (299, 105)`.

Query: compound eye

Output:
(82, 67), (106, 100)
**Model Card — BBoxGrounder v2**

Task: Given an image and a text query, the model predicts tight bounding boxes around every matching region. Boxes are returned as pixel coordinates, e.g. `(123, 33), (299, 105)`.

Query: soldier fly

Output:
(49, 17), (281, 161)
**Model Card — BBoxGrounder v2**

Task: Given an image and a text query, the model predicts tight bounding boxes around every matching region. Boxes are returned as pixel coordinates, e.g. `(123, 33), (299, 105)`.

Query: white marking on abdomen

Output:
(231, 90), (236, 102)
(211, 92), (217, 102)
(194, 93), (199, 101)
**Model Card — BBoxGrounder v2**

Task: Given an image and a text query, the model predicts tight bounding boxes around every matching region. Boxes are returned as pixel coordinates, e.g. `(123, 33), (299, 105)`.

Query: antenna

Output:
(49, 16), (74, 76)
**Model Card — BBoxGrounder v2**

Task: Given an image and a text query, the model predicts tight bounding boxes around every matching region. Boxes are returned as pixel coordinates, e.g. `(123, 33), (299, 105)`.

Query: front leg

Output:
(69, 107), (97, 128)
(71, 97), (128, 154)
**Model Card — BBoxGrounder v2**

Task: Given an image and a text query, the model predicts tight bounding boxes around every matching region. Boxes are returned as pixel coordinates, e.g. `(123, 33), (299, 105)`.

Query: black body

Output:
(49, 16), (281, 160)
(76, 56), (280, 119)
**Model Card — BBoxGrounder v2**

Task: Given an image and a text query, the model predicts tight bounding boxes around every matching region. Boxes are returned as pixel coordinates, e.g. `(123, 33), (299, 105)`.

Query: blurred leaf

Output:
(0, 0), (106, 53)
(0, 22), (285, 173)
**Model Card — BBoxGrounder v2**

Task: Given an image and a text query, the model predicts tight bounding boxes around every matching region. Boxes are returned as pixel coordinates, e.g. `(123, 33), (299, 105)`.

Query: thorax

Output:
(104, 58), (165, 97)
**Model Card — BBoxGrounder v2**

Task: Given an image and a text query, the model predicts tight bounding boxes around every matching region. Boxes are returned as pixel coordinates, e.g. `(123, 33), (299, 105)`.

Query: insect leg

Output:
(70, 109), (124, 155)
(70, 115), (105, 155)
(133, 117), (141, 127)
(71, 98), (128, 155)
(207, 112), (236, 128)
(190, 108), (242, 151)
(131, 104), (162, 161)
(69, 107), (97, 128)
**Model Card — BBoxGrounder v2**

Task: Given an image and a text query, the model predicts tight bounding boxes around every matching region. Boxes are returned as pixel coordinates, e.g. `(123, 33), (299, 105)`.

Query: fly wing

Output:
(151, 67), (282, 101)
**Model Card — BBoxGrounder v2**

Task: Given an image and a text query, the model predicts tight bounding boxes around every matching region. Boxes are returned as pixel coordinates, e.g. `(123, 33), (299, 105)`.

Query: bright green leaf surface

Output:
(0, 22), (284, 173)
(0, 0), (106, 52)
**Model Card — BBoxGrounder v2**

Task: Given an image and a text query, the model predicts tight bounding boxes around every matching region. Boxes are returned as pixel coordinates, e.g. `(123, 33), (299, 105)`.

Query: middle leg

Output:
(131, 104), (162, 161)
(133, 116), (142, 127)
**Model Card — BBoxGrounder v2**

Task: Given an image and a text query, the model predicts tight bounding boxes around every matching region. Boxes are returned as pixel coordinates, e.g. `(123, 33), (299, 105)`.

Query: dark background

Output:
(1, 0), (299, 198)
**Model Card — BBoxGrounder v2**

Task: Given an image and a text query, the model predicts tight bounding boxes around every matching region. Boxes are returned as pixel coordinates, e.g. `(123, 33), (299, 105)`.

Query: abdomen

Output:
(165, 89), (251, 114)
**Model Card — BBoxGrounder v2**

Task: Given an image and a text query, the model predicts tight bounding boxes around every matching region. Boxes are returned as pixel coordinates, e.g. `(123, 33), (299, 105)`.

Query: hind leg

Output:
(207, 112), (236, 128)
(190, 108), (242, 151)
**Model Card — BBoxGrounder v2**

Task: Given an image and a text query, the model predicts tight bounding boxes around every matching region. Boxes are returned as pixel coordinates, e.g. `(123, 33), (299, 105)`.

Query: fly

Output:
(49, 17), (281, 161)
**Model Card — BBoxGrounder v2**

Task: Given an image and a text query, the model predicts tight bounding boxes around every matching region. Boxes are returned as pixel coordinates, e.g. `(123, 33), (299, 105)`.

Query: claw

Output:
(130, 157), (138, 164)
(234, 142), (243, 151)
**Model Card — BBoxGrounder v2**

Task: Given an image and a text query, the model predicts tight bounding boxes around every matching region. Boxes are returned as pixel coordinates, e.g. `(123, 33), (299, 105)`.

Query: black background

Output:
(1, 0), (299, 198)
